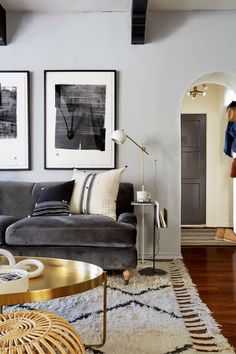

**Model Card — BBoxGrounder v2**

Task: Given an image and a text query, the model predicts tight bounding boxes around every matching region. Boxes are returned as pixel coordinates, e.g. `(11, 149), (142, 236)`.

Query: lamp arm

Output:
(126, 134), (149, 155)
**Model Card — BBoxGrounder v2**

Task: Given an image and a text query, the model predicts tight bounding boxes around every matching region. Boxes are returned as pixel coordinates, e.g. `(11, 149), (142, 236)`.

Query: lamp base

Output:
(138, 267), (167, 276)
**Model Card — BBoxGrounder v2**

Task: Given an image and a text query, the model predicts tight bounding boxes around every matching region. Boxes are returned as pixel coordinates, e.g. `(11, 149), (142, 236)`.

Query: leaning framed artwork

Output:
(0, 71), (30, 170)
(44, 70), (116, 169)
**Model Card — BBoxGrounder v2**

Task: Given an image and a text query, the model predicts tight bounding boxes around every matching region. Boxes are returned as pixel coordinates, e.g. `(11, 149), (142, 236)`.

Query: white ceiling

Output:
(1, 0), (236, 12)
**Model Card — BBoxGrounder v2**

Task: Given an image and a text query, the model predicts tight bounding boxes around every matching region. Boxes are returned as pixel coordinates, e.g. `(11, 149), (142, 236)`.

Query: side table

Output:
(131, 201), (167, 276)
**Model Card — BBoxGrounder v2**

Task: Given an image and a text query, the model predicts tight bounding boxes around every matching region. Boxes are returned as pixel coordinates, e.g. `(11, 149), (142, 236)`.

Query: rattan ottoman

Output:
(0, 310), (85, 353)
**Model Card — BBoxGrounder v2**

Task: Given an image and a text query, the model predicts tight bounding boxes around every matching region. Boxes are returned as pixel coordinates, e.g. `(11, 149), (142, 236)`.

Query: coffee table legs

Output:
(84, 271), (107, 349)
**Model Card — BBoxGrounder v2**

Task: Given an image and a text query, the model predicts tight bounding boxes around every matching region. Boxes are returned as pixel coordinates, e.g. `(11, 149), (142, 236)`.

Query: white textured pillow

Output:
(70, 167), (125, 220)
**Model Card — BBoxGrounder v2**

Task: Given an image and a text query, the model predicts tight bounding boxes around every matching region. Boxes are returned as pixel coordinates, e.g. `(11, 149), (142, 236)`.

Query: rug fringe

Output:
(188, 326), (208, 331)
(169, 260), (235, 354)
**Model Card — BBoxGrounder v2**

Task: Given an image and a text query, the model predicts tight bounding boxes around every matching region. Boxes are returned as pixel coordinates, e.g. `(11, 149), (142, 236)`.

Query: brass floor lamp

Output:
(111, 129), (149, 191)
(111, 130), (167, 276)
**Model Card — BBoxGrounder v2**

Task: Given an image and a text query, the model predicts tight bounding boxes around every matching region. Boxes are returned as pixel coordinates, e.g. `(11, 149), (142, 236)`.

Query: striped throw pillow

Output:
(31, 201), (71, 217)
(70, 167), (125, 220)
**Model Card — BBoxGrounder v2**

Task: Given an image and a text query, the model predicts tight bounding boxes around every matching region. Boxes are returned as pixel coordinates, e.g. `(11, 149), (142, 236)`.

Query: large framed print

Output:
(44, 70), (116, 169)
(0, 71), (30, 170)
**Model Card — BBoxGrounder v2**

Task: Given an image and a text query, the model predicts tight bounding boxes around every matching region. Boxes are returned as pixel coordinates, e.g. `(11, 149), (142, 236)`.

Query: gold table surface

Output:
(0, 256), (104, 306)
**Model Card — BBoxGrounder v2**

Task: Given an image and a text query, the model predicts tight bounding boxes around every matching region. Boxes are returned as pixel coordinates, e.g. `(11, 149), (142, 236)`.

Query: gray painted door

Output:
(181, 114), (206, 225)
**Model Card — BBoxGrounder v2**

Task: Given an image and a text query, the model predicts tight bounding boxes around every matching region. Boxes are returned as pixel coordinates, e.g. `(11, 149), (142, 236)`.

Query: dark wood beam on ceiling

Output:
(0, 4), (6, 45)
(131, 0), (148, 45)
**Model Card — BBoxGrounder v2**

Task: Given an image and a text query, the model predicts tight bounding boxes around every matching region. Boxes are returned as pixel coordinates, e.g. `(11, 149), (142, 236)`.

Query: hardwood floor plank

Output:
(182, 246), (236, 349)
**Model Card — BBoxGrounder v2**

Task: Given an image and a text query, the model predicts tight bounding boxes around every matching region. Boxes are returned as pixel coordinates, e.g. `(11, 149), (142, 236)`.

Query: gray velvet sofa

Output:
(0, 181), (137, 278)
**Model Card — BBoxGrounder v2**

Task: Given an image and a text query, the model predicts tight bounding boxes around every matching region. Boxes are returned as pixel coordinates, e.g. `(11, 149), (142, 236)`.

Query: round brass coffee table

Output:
(0, 256), (107, 349)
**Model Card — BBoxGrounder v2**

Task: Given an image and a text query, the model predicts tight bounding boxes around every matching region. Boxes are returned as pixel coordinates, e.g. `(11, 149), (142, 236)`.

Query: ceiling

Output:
(1, 0), (236, 12)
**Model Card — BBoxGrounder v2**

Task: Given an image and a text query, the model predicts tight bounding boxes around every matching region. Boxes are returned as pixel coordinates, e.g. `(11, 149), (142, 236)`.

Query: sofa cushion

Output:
(0, 181), (35, 218)
(31, 201), (71, 217)
(5, 214), (136, 248)
(31, 181), (75, 216)
(0, 215), (20, 244)
(37, 180), (75, 204)
(70, 168), (125, 220)
(31, 182), (68, 206)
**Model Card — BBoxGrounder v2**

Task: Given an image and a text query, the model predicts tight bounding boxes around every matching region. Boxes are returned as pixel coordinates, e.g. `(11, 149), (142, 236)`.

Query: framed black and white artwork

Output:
(0, 71), (30, 170)
(44, 70), (116, 169)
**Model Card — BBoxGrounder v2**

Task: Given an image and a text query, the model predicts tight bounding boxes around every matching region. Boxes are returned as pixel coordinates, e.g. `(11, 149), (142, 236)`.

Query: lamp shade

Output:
(111, 130), (127, 145)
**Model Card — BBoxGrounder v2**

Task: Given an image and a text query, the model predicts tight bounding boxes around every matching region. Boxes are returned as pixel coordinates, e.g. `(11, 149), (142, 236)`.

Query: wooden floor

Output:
(182, 246), (236, 349)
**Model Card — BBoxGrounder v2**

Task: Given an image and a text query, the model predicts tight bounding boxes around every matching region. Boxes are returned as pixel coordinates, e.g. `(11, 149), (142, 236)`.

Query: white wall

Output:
(1, 11), (236, 258)
(182, 84), (233, 227)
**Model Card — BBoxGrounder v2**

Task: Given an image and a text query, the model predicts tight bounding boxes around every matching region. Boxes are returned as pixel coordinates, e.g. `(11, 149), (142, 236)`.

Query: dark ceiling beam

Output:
(0, 4), (6, 45)
(131, 0), (148, 45)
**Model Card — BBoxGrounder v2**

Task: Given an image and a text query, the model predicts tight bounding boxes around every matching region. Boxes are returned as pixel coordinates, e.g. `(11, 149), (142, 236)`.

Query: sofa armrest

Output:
(118, 213), (137, 227)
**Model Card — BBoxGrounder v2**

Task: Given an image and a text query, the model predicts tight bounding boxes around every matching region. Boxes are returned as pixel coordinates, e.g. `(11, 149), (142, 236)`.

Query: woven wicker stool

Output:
(0, 310), (85, 353)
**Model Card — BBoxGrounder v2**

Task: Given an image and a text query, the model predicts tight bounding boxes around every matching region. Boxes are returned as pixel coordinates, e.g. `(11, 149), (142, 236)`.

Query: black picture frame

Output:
(44, 70), (116, 170)
(0, 71), (30, 170)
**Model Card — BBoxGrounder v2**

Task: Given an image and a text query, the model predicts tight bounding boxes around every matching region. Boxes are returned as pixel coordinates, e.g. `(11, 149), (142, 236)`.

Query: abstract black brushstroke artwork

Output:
(0, 84), (17, 139)
(55, 84), (106, 151)
(0, 71), (30, 170)
(45, 71), (116, 169)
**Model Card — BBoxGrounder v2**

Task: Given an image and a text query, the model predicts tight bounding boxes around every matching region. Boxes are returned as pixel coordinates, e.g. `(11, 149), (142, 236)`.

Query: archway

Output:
(180, 72), (236, 245)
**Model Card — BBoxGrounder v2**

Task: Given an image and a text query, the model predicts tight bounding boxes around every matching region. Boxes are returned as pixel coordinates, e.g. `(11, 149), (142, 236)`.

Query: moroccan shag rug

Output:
(4, 260), (235, 354)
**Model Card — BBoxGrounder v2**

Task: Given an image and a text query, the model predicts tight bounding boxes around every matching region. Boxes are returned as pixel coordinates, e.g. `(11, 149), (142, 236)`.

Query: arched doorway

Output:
(180, 72), (236, 245)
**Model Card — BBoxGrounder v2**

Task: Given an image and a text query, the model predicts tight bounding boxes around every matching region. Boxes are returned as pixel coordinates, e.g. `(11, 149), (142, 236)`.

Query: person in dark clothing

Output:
(224, 121), (236, 157)
(224, 101), (236, 158)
